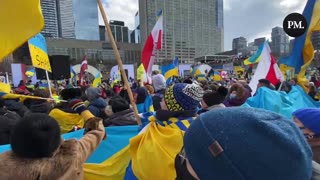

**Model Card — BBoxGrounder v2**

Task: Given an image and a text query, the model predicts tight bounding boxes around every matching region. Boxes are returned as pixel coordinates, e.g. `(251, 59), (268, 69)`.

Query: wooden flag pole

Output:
(97, 0), (142, 125)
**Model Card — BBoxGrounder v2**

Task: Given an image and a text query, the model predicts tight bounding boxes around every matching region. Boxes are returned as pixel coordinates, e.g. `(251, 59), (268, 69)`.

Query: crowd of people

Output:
(0, 70), (320, 179)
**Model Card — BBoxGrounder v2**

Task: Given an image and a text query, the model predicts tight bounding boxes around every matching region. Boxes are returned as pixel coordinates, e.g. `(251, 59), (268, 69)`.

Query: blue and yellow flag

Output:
(26, 68), (35, 77)
(70, 66), (77, 82)
(160, 57), (179, 80)
(93, 72), (102, 87)
(209, 70), (222, 81)
(0, 0), (44, 62)
(244, 43), (265, 65)
(279, 0), (320, 91)
(28, 33), (52, 72)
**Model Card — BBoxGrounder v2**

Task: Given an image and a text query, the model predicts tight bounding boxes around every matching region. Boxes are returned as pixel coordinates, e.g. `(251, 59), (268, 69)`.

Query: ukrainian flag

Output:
(207, 68), (223, 81)
(244, 43), (265, 65)
(25, 68), (35, 77)
(0, 0), (44, 62)
(160, 57), (179, 80)
(279, 0), (320, 91)
(93, 72), (102, 87)
(70, 66), (77, 83)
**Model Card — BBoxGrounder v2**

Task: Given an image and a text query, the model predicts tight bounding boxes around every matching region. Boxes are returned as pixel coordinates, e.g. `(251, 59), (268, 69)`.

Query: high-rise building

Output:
(73, 0), (99, 40)
(133, 11), (141, 44)
(247, 42), (258, 55)
(289, 39), (295, 54)
(40, 0), (59, 38)
(271, 27), (290, 57)
(109, 21), (129, 43)
(139, 0), (224, 64)
(312, 31), (320, 51)
(232, 37), (247, 53)
(58, 0), (75, 38)
(99, 26), (106, 41)
(254, 37), (266, 47)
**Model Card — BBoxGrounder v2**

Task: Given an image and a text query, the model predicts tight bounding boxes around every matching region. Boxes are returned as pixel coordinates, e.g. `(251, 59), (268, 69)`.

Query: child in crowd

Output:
(0, 99), (106, 180)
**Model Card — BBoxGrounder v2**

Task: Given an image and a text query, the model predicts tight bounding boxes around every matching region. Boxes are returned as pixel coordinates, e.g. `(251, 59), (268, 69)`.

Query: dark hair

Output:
(0, 115), (19, 145)
(0, 98), (4, 108)
(258, 79), (271, 86)
(60, 88), (82, 100)
(11, 113), (61, 158)
(109, 96), (130, 113)
(203, 86), (228, 106)
(33, 89), (50, 98)
(134, 87), (148, 104)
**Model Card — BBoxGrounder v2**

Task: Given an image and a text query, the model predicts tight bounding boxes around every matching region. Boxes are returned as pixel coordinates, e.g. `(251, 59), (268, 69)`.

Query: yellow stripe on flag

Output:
(0, 83), (11, 94)
(29, 43), (52, 72)
(164, 68), (179, 79)
(0, 0), (44, 62)
(297, 0), (320, 93)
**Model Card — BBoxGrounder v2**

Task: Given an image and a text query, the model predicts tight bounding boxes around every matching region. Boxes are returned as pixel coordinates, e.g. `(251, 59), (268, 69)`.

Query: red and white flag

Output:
(79, 55), (88, 86)
(249, 42), (285, 94)
(141, 10), (163, 82)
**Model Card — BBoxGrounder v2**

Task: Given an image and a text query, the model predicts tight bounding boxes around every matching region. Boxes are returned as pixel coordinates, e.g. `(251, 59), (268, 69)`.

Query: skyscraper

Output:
(58, 0), (75, 38)
(73, 0), (99, 40)
(109, 21), (129, 43)
(40, 0), (59, 38)
(134, 11), (141, 44)
(254, 37), (266, 47)
(139, 0), (224, 64)
(232, 37), (247, 53)
(271, 27), (289, 57)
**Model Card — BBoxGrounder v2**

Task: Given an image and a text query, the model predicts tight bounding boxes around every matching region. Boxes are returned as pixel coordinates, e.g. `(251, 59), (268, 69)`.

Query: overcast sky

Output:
(99, 0), (307, 51)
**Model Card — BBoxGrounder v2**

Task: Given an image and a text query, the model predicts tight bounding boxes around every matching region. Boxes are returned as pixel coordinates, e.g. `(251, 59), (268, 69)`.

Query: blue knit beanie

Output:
(293, 108), (320, 136)
(164, 83), (204, 111)
(184, 107), (312, 180)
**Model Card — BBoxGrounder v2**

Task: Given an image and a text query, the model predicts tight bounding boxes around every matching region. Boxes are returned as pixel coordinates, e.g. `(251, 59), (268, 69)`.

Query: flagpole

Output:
(45, 70), (53, 98)
(5, 72), (9, 84)
(97, 0), (141, 125)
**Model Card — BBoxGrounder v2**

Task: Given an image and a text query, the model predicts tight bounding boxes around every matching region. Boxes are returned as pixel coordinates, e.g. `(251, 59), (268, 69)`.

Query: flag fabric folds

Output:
(279, 0), (320, 89)
(70, 66), (77, 83)
(0, 126), (140, 180)
(244, 43), (264, 65)
(0, 0), (44, 62)
(249, 42), (284, 94)
(128, 114), (195, 180)
(160, 57), (179, 80)
(93, 72), (102, 87)
(136, 64), (146, 81)
(25, 68), (35, 77)
(242, 86), (320, 119)
(79, 56), (88, 85)
(141, 10), (163, 80)
(0, 83), (11, 94)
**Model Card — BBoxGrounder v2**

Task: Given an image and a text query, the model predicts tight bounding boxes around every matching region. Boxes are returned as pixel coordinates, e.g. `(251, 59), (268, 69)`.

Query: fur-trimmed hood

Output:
(0, 139), (82, 180)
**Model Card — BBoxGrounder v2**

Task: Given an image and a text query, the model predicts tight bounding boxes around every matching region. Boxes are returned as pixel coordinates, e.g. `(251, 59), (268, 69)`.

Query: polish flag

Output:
(249, 42), (284, 94)
(141, 10), (163, 82)
(79, 55), (88, 86)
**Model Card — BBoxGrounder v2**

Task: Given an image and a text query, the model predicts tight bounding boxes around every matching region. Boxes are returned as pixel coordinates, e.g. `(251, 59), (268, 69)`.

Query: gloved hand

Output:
(69, 99), (106, 139)
(84, 117), (106, 140)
